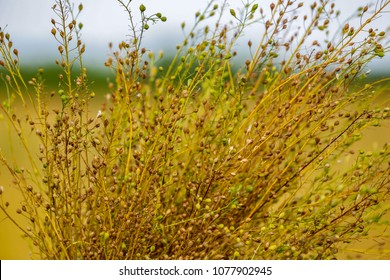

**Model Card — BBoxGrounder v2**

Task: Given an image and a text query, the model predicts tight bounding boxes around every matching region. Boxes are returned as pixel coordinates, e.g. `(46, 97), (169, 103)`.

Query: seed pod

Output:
(251, 4), (258, 13)
(343, 23), (349, 33)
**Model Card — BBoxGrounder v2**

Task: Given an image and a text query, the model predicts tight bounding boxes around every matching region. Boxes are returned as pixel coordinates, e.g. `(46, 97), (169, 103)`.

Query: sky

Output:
(1, 0), (389, 72)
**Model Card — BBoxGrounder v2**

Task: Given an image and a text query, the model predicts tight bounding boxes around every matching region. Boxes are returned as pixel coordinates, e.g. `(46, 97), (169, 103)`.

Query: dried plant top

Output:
(0, 0), (389, 260)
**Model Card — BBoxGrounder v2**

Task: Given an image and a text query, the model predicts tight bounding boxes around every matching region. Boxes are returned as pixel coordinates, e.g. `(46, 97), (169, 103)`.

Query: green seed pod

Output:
(102, 232), (109, 241)
(139, 4), (146, 12)
(251, 4), (258, 13)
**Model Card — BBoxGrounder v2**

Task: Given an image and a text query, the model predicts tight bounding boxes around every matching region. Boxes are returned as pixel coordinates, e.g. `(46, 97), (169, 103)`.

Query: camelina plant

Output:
(0, 0), (389, 259)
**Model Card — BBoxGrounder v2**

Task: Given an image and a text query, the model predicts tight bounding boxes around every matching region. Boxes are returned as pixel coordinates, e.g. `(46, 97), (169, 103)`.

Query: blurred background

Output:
(1, 0), (389, 71)
(0, 0), (389, 259)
